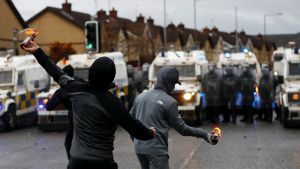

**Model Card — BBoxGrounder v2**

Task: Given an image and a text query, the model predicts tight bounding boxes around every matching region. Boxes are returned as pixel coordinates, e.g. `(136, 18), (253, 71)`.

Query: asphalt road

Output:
(0, 118), (299, 169)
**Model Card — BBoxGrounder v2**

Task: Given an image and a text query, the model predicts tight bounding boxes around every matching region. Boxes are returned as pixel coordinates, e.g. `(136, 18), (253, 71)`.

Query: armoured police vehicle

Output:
(217, 49), (262, 113)
(218, 49), (261, 82)
(273, 46), (300, 127)
(36, 52), (129, 131)
(0, 53), (49, 131)
(148, 50), (208, 124)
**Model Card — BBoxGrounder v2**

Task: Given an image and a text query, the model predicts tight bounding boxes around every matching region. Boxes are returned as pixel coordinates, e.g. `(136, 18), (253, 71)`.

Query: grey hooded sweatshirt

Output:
(130, 66), (209, 155)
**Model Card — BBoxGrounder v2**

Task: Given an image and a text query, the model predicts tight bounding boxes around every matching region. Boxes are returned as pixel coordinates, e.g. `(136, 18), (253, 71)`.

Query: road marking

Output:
(179, 140), (203, 169)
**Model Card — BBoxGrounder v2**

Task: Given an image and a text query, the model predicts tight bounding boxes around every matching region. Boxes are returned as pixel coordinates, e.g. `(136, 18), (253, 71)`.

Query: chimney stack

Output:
(109, 8), (117, 19)
(97, 9), (106, 20)
(167, 23), (176, 30)
(136, 14), (145, 23)
(178, 23), (185, 30)
(147, 17), (154, 26)
(62, 0), (71, 14)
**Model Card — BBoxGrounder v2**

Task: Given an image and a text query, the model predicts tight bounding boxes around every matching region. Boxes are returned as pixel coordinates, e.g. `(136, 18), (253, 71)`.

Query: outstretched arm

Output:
(21, 40), (71, 87)
(167, 102), (208, 138)
(166, 102), (218, 144)
(98, 93), (155, 141)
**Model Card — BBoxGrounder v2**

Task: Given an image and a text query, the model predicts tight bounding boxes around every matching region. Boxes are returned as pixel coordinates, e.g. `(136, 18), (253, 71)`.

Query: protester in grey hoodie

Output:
(130, 66), (218, 169)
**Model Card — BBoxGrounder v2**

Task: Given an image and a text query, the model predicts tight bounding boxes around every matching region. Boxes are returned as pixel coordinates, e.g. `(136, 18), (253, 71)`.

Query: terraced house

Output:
(0, 0), (27, 55)
(2, 0), (281, 65)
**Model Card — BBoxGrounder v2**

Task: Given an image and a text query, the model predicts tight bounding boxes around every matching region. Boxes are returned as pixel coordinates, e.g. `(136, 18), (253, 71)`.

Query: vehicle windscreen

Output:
(0, 71), (13, 84)
(289, 62), (300, 76)
(154, 65), (195, 78)
(74, 68), (89, 80)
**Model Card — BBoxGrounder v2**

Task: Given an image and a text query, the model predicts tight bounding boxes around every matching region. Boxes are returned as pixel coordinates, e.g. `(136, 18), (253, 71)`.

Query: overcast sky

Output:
(12, 0), (300, 35)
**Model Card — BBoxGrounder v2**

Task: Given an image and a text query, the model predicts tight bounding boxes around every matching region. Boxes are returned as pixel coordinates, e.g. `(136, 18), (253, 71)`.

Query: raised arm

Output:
(21, 40), (71, 87)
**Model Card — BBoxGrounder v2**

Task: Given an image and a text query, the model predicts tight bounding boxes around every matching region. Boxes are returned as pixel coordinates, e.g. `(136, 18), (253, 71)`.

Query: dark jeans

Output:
(65, 111), (73, 160)
(67, 157), (118, 169)
(136, 154), (169, 169)
(65, 125), (73, 160)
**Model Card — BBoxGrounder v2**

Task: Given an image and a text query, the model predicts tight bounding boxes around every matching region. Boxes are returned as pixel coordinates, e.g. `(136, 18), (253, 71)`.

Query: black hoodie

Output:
(32, 48), (154, 161)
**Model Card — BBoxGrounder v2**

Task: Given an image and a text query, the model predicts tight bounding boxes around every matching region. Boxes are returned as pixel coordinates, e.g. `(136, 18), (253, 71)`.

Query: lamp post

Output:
(263, 12), (282, 36)
(194, 0), (207, 30)
(163, 0), (167, 50)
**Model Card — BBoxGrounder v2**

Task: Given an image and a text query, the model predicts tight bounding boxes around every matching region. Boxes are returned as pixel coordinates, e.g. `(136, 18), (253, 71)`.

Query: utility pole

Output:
(163, 0), (167, 51)
(12, 28), (19, 55)
(235, 6), (239, 52)
(91, 0), (98, 20)
(194, 0), (197, 29)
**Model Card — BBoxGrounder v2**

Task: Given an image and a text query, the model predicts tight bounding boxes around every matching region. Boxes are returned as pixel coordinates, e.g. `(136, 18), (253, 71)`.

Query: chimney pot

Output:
(62, 0), (72, 13)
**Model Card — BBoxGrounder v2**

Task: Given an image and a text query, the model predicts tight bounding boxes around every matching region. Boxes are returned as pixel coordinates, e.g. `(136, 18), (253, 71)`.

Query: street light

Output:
(163, 0), (167, 50)
(264, 12), (282, 36)
(194, 0), (207, 29)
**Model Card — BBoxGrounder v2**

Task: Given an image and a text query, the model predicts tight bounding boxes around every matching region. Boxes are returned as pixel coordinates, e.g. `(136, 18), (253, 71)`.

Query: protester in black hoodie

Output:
(46, 65), (83, 160)
(22, 41), (155, 169)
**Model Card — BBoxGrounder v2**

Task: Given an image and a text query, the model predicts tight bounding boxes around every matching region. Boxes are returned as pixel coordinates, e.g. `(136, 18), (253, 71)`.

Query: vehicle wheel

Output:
(278, 106), (283, 123)
(3, 104), (17, 131)
(8, 104), (17, 130)
(282, 107), (289, 128)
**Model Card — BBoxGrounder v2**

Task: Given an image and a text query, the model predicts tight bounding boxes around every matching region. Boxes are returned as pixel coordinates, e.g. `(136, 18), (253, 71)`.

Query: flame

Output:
(24, 28), (38, 36)
(214, 127), (221, 134)
(213, 127), (222, 137)
(255, 86), (259, 94)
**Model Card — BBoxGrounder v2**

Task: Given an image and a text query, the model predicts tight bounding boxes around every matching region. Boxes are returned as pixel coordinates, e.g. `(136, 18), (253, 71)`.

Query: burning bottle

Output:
(19, 28), (39, 49)
(211, 127), (221, 144)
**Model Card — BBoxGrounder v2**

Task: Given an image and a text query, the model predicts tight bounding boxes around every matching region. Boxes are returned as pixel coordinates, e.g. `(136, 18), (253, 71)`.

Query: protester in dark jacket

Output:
(130, 66), (219, 169)
(46, 65), (83, 160)
(22, 41), (155, 169)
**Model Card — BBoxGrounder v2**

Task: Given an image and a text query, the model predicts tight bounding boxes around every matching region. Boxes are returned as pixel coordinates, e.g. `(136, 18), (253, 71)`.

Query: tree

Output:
(49, 41), (76, 63)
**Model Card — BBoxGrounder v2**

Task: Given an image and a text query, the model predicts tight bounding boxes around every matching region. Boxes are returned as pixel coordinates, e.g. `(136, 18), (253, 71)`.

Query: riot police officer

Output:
(239, 64), (256, 123)
(202, 63), (221, 124)
(258, 64), (274, 122)
(127, 64), (137, 112)
(220, 64), (238, 123)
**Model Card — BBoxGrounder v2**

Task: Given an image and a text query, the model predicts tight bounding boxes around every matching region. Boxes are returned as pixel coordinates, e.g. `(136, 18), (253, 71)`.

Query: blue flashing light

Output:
(197, 54), (205, 61)
(243, 48), (249, 53)
(0, 104), (2, 110)
(38, 104), (45, 109)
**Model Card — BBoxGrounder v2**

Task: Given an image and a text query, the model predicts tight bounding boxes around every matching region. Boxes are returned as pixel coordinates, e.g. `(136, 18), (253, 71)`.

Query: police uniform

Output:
(239, 65), (256, 123)
(202, 64), (221, 123)
(258, 65), (274, 122)
(220, 65), (238, 123)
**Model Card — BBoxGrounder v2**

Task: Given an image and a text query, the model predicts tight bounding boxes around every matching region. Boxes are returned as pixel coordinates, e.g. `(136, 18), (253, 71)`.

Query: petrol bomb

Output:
(19, 28), (39, 49)
(211, 127), (221, 144)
